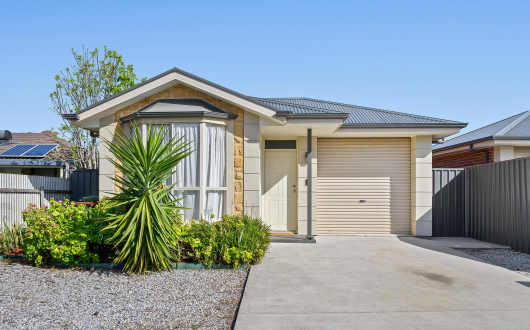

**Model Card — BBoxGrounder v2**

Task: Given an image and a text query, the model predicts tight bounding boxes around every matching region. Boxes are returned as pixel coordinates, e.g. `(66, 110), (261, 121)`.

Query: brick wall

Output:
(433, 147), (494, 168)
(112, 83), (244, 214)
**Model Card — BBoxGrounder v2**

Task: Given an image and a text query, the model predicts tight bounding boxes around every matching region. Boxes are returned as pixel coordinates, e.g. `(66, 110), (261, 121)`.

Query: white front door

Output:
(264, 150), (297, 231)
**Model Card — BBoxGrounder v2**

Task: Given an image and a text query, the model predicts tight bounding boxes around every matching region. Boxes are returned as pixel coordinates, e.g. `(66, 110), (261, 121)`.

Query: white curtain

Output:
(173, 124), (200, 187)
(155, 125), (172, 186)
(205, 190), (225, 221)
(175, 190), (200, 220)
(205, 124), (226, 187)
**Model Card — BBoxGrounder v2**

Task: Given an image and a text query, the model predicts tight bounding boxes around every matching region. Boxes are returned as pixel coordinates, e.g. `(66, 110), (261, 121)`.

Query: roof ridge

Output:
(435, 112), (527, 147)
(264, 97), (462, 124)
(252, 97), (346, 114)
(494, 111), (530, 136)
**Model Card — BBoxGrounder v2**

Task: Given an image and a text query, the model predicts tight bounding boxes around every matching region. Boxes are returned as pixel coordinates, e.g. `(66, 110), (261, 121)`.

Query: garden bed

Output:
(455, 248), (530, 278)
(0, 259), (248, 329)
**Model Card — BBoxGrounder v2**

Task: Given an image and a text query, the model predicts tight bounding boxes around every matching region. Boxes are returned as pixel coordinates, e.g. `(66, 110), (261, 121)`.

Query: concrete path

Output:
(235, 237), (530, 330)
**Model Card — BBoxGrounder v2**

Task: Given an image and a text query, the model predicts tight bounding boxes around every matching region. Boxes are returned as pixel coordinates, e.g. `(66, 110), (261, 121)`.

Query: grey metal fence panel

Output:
(70, 169), (99, 202)
(0, 173), (71, 228)
(466, 157), (530, 253)
(432, 169), (466, 237)
(0, 190), (40, 229)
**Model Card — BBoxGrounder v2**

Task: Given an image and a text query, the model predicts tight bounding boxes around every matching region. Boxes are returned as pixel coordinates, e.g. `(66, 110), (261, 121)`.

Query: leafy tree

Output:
(50, 46), (146, 169)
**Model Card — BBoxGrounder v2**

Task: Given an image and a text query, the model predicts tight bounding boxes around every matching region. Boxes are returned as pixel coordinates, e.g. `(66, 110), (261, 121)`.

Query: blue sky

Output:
(1, 1), (529, 139)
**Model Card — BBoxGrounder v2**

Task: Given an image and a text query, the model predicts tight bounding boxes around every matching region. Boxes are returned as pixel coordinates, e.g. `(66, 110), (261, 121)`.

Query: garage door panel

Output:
(317, 138), (411, 235)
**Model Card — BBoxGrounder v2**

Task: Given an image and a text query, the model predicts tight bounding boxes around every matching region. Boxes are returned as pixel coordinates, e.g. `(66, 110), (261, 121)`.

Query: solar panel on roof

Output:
(0, 144), (36, 156)
(23, 145), (57, 156)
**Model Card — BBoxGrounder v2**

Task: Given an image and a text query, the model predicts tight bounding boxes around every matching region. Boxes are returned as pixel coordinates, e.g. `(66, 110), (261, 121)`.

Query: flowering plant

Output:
(23, 198), (117, 266)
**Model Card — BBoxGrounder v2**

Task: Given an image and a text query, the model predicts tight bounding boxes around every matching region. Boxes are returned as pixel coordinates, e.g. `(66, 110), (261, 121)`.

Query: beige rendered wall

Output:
(98, 114), (115, 198)
(411, 135), (433, 236)
(243, 113), (261, 216)
(103, 83), (245, 213)
(494, 145), (515, 162)
(297, 136), (317, 236)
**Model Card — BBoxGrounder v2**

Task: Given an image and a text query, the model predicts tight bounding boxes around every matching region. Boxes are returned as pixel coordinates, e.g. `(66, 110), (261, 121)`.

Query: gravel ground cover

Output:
(0, 260), (247, 330)
(455, 248), (530, 278)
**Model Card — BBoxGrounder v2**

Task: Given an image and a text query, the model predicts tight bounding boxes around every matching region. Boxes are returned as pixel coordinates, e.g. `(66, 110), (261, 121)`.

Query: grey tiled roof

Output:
(254, 97), (466, 126)
(70, 67), (466, 129)
(433, 111), (530, 151)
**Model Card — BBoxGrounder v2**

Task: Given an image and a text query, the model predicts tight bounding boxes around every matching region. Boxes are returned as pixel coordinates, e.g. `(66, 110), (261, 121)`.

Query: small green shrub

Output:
(176, 214), (271, 268)
(0, 220), (26, 254)
(23, 199), (117, 266)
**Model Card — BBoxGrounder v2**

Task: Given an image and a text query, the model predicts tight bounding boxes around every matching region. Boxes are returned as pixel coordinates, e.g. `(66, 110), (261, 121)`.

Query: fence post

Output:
(464, 169), (469, 237)
(40, 186), (44, 207)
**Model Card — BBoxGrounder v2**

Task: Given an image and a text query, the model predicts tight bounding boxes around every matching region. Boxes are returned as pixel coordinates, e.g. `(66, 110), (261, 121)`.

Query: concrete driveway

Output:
(235, 237), (530, 330)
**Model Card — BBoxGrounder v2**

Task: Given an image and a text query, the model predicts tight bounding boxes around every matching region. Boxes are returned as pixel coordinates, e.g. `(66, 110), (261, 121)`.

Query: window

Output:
(157, 123), (226, 221)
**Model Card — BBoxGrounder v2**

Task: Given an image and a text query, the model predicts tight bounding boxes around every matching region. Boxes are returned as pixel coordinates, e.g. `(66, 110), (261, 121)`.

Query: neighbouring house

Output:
(433, 111), (530, 168)
(63, 67), (467, 236)
(0, 130), (72, 177)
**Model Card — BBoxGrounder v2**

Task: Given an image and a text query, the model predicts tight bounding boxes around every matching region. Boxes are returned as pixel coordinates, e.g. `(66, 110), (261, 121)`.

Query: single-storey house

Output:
(0, 130), (72, 177)
(64, 67), (467, 236)
(433, 111), (530, 168)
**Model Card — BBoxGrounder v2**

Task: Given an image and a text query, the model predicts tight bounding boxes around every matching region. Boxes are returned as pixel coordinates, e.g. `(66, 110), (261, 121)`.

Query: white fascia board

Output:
(335, 126), (460, 139)
(475, 139), (530, 148)
(76, 72), (281, 127)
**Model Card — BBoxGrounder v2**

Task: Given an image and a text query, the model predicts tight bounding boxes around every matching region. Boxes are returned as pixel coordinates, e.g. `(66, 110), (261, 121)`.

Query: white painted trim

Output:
(199, 122), (206, 218)
(134, 117), (229, 126)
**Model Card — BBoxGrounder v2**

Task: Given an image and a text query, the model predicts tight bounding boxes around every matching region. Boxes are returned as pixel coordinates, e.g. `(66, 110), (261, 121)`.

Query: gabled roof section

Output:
(433, 111), (530, 151)
(119, 98), (239, 123)
(256, 97), (467, 127)
(68, 67), (280, 124)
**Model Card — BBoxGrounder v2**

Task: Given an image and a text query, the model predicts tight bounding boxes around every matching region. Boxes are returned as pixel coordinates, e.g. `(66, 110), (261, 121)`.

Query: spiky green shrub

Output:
(176, 214), (271, 268)
(22, 199), (117, 266)
(102, 123), (191, 273)
(0, 220), (26, 254)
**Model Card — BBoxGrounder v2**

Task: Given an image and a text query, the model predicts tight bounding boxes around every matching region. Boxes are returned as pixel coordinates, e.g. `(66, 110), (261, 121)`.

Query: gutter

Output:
(0, 159), (67, 166)
(119, 111), (238, 124)
(433, 135), (530, 152)
(62, 113), (78, 121)
(340, 122), (468, 128)
(275, 111), (349, 120)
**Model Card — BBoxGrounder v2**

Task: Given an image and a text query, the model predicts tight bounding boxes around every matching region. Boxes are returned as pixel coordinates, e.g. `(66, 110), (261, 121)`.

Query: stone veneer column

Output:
(411, 135), (433, 236)
(243, 113), (260, 216)
(297, 136), (317, 235)
(233, 108), (244, 214)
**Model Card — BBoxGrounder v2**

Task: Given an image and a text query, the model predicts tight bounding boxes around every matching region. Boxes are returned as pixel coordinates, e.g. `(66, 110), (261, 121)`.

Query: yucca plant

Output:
(102, 122), (192, 273)
(0, 220), (26, 254)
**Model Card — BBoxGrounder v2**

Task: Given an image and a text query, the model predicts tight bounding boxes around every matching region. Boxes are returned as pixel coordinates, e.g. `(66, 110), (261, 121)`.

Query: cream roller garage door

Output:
(317, 138), (411, 235)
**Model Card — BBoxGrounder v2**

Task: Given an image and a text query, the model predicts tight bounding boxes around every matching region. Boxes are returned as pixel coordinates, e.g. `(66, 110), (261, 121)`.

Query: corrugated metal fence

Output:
(0, 173), (71, 228)
(70, 169), (99, 202)
(432, 169), (465, 237)
(433, 157), (530, 253)
(467, 158), (530, 253)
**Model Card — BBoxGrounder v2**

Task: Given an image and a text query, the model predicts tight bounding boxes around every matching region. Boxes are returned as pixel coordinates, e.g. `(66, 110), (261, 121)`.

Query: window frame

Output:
(132, 120), (229, 220)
